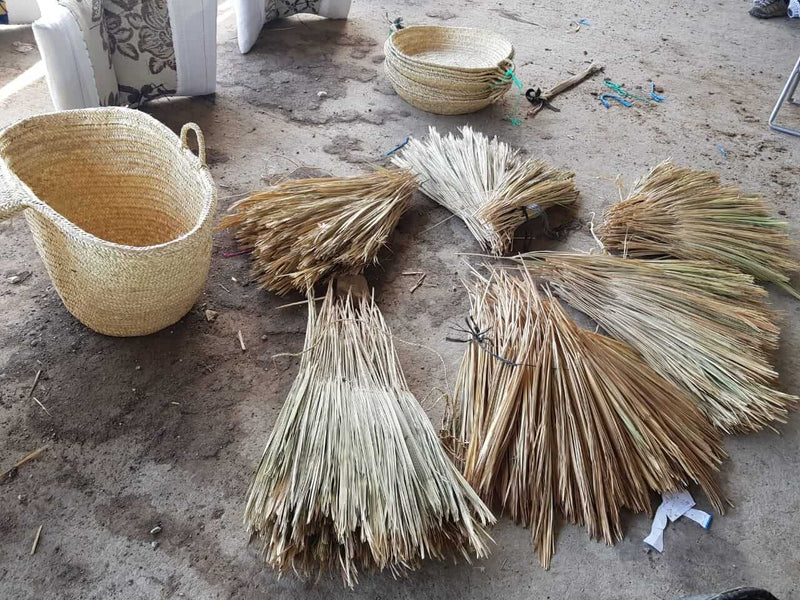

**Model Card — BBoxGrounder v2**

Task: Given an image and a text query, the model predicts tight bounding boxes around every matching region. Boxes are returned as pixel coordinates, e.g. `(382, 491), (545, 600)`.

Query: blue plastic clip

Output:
(385, 136), (411, 157)
(650, 82), (665, 102)
(600, 94), (632, 108)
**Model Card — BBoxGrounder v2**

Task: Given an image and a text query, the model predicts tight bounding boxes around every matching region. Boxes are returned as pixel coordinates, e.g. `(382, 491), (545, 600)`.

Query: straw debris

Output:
(392, 126), (578, 255)
(245, 283), (494, 587)
(445, 268), (726, 569)
(601, 161), (800, 298)
(1, 446), (47, 481)
(220, 170), (416, 295)
(518, 252), (797, 432)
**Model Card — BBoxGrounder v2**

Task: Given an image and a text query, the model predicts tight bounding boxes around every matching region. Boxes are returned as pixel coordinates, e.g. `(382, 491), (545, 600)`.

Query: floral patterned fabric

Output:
(102, 0), (177, 107)
(51, 1), (176, 107)
(264, 0), (321, 22)
(58, 0), (120, 106)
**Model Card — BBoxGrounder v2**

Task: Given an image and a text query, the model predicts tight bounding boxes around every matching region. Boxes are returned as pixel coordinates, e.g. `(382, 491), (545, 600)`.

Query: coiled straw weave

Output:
(0, 108), (217, 336)
(384, 26), (515, 115)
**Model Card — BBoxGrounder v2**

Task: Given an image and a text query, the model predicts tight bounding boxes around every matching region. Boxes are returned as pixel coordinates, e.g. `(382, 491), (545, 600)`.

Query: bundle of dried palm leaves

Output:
(601, 161), (800, 298)
(518, 252), (797, 433)
(245, 282), (494, 587)
(219, 169), (417, 295)
(392, 126), (579, 255)
(445, 268), (725, 569)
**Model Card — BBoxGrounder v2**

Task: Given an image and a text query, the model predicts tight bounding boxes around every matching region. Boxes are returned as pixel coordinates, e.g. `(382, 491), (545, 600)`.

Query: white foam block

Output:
(32, 3), (100, 109)
(169, 0), (218, 96)
(7, 0), (42, 23)
(234, 0), (265, 54)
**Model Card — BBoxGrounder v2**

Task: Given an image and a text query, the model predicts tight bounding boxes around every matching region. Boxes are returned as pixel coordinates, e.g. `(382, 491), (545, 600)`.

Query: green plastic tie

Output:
(603, 78), (652, 104)
(495, 67), (524, 126)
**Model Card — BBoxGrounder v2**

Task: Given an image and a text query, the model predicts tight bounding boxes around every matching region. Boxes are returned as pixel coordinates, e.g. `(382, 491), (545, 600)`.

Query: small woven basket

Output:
(384, 26), (515, 115)
(0, 108), (217, 337)
(385, 61), (510, 115)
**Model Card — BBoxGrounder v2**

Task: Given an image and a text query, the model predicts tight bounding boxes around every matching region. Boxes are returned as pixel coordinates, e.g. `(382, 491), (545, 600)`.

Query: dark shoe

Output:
(749, 0), (788, 17)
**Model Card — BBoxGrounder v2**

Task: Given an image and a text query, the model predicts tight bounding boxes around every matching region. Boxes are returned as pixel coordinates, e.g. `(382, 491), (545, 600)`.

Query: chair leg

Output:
(769, 55), (800, 136)
(318, 0), (351, 19)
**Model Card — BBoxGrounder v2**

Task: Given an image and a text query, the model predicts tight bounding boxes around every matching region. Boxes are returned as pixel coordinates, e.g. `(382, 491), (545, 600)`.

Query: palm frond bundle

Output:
(601, 161), (800, 298)
(446, 268), (726, 569)
(245, 284), (494, 587)
(392, 126), (579, 255)
(219, 169), (416, 295)
(518, 252), (797, 432)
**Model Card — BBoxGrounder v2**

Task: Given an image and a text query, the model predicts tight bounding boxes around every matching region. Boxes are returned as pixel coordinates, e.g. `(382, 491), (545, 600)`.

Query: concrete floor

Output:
(1, 1), (799, 599)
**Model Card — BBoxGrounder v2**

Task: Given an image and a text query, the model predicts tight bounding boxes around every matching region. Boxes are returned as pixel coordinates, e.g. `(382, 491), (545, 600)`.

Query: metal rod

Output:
(769, 55), (800, 137)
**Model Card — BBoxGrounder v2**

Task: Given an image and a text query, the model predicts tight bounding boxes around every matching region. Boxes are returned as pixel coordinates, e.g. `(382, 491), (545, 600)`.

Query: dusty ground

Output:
(1, 1), (799, 599)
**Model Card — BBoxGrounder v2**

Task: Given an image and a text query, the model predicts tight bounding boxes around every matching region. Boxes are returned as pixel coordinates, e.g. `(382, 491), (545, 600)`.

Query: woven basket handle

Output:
(180, 123), (207, 168)
(0, 159), (31, 221)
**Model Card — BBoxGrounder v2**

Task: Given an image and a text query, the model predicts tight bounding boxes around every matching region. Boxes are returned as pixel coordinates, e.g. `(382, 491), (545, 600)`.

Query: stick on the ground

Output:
(32, 397), (52, 418)
(30, 525), (43, 555)
(528, 63), (604, 117)
(1, 447), (47, 481)
(238, 330), (247, 352)
(276, 297), (325, 310)
(29, 370), (42, 398)
(410, 273), (427, 293)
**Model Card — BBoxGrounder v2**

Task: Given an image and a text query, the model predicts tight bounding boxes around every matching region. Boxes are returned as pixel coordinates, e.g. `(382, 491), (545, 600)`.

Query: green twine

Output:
(387, 15), (404, 35)
(494, 67), (525, 126)
(603, 78), (652, 104)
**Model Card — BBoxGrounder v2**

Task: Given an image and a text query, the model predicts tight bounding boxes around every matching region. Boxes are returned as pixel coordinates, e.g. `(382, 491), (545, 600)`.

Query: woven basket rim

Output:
(385, 46), (514, 79)
(384, 59), (509, 114)
(386, 54), (513, 81)
(385, 61), (509, 99)
(386, 26), (514, 73)
(0, 107), (216, 255)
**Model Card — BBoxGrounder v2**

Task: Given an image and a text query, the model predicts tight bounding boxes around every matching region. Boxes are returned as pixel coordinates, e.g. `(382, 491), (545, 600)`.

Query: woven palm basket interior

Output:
(0, 108), (217, 337)
(384, 25), (515, 115)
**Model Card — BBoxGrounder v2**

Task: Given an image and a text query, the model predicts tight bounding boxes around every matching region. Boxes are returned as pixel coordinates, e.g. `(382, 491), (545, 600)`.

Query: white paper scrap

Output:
(662, 490), (695, 521)
(643, 502), (669, 552)
(684, 508), (713, 529)
(643, 490), (712, 552)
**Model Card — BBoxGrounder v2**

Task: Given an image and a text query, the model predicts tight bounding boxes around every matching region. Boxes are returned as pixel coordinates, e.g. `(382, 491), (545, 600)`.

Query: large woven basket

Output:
(384, 26), (515, 115)
(0, 108), (217, 337)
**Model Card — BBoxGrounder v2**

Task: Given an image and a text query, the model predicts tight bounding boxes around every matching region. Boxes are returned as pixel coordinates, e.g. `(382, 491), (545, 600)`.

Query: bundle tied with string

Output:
(245, 282), (494, 587)
(219, 169), (416, 295)
(392, 126), (579, 255)
(443, 267), (726, 569)
(600, 160), (800, 299)
(518, 252), (797, 433)
(384, 25), (518, 115)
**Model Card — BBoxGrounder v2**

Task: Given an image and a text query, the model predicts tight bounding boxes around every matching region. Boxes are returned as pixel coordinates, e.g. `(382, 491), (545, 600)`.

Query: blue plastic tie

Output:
(600, 94), (632, 108)
(578, 19), (591, 26)
(385, 136), (411, 156)
(650, 82), (665, 102)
